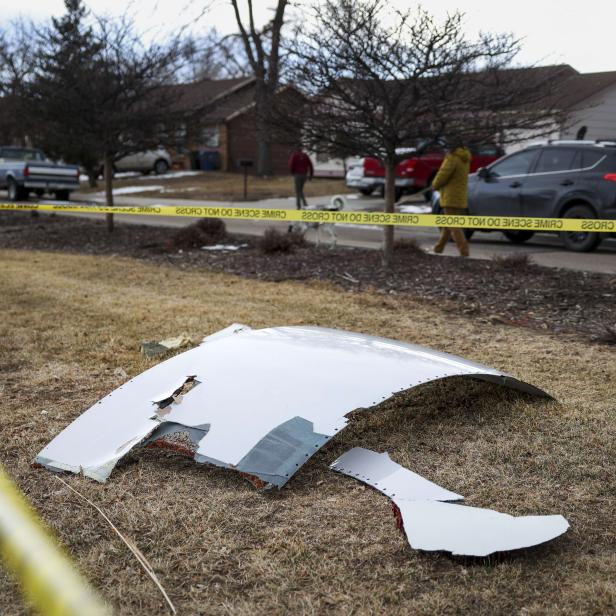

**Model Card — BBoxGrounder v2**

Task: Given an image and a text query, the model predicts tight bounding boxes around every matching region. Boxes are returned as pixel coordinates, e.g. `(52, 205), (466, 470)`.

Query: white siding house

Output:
(559, 74), (616, 140)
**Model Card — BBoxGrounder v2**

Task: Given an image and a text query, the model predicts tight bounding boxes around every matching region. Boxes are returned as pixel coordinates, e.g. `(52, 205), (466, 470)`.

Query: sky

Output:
(0, 0), (613, 74)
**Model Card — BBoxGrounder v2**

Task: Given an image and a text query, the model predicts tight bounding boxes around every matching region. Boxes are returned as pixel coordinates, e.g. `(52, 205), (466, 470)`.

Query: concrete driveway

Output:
(49, 191), (616, 275)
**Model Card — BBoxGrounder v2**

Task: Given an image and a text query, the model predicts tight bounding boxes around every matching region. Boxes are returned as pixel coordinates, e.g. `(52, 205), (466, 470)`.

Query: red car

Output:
(345, 143), (504, 200)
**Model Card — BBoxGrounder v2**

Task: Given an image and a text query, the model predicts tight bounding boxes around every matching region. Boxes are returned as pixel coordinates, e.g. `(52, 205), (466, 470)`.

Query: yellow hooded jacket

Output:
(431, 147), (471, 209)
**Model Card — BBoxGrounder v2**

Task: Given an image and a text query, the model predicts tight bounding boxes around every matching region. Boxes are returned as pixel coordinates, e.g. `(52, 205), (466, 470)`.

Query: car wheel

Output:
(54, 190), (70, 201)
(464, 229), (475, 240)
(503, 230), (535, 244)
(154, 159), (169, 175)
(359, 187), (374, 196)
(7, 178), (24, 201)
(34, 189), (45, 197)
(560, 204), (601, 252)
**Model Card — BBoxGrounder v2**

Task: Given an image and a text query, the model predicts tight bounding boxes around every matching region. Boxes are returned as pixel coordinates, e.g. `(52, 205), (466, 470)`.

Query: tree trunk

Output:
(382, 159), (396, 269)
(104, 155), (114, 233)
(86, 168), (98, 189)
(254, 81), (273, 177)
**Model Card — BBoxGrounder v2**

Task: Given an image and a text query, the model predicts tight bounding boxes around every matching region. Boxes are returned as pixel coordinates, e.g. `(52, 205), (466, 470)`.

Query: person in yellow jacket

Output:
(431, 144), (471, 257)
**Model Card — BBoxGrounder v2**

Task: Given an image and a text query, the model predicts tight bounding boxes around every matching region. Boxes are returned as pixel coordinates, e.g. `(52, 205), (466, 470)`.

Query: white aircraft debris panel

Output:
(330, 447), (569, 557)
(397, 500), (569, 557)
(330, 447), (463, 502)
(35, 325), (551, 488)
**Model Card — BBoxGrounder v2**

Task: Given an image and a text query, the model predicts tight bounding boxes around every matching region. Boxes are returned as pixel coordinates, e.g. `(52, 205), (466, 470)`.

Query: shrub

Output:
(492, 253), (535, 270)
(259, 227), (306, 254)
(597, 324), (616, 345)
(170, 218), (226, 249)
(394, 237), (425, 255)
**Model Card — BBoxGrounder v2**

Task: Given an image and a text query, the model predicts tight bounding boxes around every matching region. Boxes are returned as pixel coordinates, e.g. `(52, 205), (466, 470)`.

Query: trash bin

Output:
(198, 150), (220, 171)
(189, 151), (200, 170)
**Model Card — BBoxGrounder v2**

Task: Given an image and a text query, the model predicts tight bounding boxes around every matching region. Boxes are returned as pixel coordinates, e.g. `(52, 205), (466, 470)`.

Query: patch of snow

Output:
(90, 185), (164, 197)
(398, 205), (432, 214)
(159, 187), (199, 194)
(139, 171), (203, 181)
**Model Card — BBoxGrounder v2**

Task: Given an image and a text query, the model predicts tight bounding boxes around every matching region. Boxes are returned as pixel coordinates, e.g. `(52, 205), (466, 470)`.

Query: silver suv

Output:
(103, 148), (172, 176)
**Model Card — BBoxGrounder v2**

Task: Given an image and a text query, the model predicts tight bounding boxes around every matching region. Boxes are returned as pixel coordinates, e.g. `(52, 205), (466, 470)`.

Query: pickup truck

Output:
(346, 143), (504, 200)
(0, 147), (80, 201)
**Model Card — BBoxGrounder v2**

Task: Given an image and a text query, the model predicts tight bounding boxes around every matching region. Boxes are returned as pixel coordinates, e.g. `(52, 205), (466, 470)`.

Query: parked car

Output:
(101, 147), (172, 176)
(345, 143), (503, 200)
(0, 146), (80, 201)
(432, 140), (616, 252)
(345, 158), (382, 194)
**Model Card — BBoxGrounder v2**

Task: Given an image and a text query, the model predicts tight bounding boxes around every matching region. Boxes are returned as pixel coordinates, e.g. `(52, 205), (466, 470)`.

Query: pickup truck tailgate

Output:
(25, 164), (79, 191)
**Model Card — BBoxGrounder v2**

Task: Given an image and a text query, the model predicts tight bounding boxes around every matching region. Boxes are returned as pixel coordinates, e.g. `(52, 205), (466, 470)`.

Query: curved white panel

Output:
(35, 325), (550, 486)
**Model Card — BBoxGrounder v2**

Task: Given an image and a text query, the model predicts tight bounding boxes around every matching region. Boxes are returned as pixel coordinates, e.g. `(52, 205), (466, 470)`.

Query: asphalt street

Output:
(38, 190), (616, 275)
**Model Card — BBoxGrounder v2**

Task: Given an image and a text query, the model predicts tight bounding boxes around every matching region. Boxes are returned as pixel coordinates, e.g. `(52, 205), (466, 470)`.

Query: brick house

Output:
(166, 77), (299, 175)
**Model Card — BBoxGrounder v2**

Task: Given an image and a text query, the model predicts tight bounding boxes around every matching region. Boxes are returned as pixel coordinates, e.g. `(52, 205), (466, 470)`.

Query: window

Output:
(534, 149), (577, 173)
(490, 150), (536, 177)
(1, 148), (45, 161)
(200, 126), (220, 148)
(582, 150), (605, 168)
(472, 144), (500, 156)
(175, 123), (187, 143)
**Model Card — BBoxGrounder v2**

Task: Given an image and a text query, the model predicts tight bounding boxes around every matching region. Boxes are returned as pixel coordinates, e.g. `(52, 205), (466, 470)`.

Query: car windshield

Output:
(2, 148), (46, 161)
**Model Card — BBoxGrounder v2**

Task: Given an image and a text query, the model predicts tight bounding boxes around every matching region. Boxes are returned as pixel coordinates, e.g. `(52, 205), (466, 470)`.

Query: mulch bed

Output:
(2, 211), (615, 343)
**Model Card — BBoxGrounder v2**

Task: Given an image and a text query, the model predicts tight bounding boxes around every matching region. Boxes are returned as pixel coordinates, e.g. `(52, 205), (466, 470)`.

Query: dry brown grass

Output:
(0, 249), (614, 615)
(78, 172), (353, 201)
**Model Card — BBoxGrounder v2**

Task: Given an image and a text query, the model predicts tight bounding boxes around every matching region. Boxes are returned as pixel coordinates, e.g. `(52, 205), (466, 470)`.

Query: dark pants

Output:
(294, 174), (308, 209)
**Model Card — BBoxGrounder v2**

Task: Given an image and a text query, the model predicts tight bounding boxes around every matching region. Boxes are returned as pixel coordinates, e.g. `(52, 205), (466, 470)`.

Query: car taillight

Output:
(23, 166), (29, 178)
(604, 173), (616, 182)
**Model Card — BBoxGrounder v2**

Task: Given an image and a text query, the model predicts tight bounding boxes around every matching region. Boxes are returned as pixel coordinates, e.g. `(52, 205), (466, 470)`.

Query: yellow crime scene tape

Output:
(1, 201), (615, 233)
(0, 466), (110, 616)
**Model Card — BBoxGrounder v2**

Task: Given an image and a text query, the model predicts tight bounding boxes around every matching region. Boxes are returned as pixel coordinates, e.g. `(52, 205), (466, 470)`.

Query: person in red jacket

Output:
(288, 148), (314, 209)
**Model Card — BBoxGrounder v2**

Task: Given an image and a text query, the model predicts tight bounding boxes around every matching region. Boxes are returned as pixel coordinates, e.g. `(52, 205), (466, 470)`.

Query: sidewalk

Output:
(60, 192), (616, 274)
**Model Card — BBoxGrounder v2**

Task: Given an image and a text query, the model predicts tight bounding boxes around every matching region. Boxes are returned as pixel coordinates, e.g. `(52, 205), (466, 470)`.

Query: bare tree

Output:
(289, 0), (564, 269)
(181, 28), (249, 81)
(29, 0), (184, 231)
(230, 0), (289, 176)
(0, 19), (37, 145)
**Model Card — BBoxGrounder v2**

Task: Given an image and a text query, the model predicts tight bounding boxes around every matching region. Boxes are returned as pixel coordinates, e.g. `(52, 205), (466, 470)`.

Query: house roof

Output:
(167, 76), (254, 115)
(556, 71), (616, 109)
(166, 65), (616, 125)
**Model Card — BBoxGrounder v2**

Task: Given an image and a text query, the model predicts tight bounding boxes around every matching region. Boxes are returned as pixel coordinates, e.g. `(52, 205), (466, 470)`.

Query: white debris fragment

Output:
(330, 447), (569, 557)
(397, 500), (569, 557)
(200, 244), (248, 251)
(330, 447), (462, 502)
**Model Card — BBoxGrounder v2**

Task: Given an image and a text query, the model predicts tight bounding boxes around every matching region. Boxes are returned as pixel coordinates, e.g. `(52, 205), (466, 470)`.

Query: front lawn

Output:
(0, 249), (614, 615)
